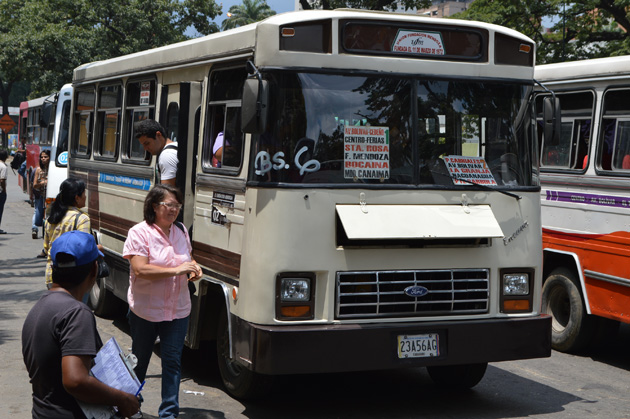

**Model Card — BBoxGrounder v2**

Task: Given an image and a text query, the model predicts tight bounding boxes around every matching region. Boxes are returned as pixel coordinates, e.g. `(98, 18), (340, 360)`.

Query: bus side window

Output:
(222, 106), (243, 168)
(203, 65), (247, 172)
(599, 89), (630, 171)
(574, 119), (591, 169)
(611, 120), (630, 170)
(166, 102), (179, 143)
(124, 79), (156, 161)
(72, 88), (96, 157)
(95, 84), (122, 160)
(599, 119), (615, 170)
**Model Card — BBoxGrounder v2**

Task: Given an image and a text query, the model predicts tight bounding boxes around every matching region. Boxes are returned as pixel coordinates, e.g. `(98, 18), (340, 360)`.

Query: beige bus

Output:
(70, 9), (551, 398)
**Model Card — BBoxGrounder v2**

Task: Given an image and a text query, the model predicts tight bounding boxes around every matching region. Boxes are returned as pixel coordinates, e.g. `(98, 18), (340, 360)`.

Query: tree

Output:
(456, 0), (630, 64)
(298, 0), (431, 11)
(222, 0), (276, 31)
(0, 0), (221, 106)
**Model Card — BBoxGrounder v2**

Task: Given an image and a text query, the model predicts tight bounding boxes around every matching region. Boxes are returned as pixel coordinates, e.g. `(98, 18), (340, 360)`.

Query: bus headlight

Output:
(281, 278), (310, 301)
(500, 269), (534, 313)
(503, 273), (529, 295)
(276, 273), (315, 320)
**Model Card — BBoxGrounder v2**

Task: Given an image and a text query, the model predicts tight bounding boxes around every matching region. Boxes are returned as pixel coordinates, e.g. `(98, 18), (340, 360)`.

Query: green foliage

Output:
(222, 0), (276, 31)
(0, 0), (221, 107)
(456, 0), (630, 64)
(299, 0), (431, 11)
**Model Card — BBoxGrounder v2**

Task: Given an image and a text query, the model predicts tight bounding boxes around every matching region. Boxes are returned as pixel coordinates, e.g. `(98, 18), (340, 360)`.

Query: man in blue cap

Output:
(22, 230), (140, 418)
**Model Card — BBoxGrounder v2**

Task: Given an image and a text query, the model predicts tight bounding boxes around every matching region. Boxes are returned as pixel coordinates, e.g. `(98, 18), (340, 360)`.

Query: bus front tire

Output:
(216, 309), (272, 399)
(542, 268), (595, 352)
(426, 363), (487, 389)
(89, 277), (127, 319)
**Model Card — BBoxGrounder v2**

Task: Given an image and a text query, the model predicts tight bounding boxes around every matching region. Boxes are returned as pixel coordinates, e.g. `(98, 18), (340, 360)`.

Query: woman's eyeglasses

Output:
(158, 202), (182, 210)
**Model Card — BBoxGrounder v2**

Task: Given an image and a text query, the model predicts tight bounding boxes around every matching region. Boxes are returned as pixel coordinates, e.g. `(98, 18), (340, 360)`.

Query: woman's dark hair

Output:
(39, 149), (51, 169)
(48, 178), (86, 224)
(143, 184), (183, 225)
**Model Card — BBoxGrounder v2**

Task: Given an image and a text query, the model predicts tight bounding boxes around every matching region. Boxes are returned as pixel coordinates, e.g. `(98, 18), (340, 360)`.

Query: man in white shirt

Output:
(134, 120), (178, 186)
(0, 149), (8, 234)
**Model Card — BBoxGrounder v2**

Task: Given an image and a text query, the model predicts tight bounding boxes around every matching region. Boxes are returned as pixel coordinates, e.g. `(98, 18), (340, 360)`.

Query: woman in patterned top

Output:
(43, 178), (91, 289)
(32, 150), (50, 240)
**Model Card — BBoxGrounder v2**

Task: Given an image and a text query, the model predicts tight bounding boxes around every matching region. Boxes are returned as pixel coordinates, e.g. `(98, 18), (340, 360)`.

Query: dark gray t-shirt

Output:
(22, 290), (102, 418)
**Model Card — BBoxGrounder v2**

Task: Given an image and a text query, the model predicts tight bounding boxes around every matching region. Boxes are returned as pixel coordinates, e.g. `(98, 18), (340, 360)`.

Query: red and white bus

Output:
(17, 84), (73, 202)
(536, 56), (630, 352)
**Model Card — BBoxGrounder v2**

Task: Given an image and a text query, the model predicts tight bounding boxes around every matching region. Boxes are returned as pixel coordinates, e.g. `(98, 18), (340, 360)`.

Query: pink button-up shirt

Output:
(123, 221), (192, 322)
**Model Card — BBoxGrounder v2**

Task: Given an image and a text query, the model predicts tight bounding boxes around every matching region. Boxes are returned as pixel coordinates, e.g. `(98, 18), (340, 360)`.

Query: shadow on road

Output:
(102, 318), (629, 419)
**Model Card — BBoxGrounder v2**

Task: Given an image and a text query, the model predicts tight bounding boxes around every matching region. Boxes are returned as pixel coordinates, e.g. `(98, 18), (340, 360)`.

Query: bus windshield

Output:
(250, 71), (536, 188)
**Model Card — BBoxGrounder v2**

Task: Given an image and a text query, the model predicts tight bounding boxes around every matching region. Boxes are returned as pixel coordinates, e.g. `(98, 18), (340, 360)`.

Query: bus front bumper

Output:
(233, 315), (552, 375)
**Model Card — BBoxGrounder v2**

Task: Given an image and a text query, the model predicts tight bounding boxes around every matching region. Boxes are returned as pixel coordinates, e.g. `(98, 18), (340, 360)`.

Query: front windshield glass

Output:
(250, 72), (536, 188)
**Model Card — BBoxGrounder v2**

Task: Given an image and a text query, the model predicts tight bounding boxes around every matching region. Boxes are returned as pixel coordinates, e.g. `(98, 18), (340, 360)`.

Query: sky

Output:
(215, 0), (297, 27)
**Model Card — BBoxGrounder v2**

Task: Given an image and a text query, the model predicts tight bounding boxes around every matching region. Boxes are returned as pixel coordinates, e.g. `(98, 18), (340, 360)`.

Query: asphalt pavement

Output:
(0, 165), (221, 418)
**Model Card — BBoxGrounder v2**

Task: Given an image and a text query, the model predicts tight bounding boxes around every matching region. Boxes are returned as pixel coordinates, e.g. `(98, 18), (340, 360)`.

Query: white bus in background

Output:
(17, 84), (72, 203)
(535, 56), (630, 352)
(70, 10), (551, 398)
(45, 84), (73, 204)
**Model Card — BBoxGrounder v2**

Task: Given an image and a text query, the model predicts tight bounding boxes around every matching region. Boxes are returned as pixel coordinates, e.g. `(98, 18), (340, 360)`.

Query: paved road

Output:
(2, 166), (630, 418)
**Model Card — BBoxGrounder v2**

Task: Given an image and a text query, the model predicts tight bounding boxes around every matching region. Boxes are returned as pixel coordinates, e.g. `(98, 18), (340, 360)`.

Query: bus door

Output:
(161, 81), (203, 348)
(160, 81), (202, 228)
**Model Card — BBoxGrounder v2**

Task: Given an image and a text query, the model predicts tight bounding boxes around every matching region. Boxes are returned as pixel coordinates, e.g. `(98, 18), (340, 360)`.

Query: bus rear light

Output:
(276, 273), (315, 320)
(232, 287), (238, 302)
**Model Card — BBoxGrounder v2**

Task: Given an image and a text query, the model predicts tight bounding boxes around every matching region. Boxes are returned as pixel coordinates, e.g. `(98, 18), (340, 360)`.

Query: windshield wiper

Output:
(430, 170), (522, 200)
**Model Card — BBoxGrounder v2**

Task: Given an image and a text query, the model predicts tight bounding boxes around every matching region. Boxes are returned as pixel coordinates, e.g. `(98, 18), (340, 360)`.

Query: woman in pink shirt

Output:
(123, 184), (201, 419)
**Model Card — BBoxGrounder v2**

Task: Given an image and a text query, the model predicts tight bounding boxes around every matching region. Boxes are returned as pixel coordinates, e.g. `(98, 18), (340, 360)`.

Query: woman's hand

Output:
(176, 261), (202, 280)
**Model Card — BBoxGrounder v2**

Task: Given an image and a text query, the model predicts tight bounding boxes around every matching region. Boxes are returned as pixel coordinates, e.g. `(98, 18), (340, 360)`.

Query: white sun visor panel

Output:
(336, 205), (504, 240)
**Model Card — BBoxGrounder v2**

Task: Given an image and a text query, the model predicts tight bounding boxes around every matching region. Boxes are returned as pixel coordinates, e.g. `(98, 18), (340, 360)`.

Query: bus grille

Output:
(336, 269), (489, 319)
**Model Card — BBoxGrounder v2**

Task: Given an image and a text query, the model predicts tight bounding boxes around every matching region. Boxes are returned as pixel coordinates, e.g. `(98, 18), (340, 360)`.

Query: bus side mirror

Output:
(543, 96), (561, 144)
(40, 102), (53, 128)
(241, 78), (268, 134)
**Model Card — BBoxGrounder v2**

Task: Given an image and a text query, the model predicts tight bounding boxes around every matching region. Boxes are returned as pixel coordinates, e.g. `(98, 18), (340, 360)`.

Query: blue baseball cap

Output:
(51, 230), (104, 268)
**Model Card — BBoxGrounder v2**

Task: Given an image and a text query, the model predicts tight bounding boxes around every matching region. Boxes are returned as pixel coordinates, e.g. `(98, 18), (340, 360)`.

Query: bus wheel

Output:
(427, 363), (487, 389)
(542, 268), (595, 352)
(89, 277), (127, 319)
(216, 309), (272, 399)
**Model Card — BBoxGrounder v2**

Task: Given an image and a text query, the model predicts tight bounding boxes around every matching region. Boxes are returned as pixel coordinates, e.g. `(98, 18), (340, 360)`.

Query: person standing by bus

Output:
(43, 179), (91, 289)
(32, 150), (50, 240)
(134, 120), (178, 186)
(0, 149), (8, 235)
(123, 184), (201, 419)
(22, 230), (140, 418)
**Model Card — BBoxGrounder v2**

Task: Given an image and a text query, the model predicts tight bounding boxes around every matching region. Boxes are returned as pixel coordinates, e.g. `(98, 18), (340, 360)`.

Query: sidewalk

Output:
(0, 167), (49, 417)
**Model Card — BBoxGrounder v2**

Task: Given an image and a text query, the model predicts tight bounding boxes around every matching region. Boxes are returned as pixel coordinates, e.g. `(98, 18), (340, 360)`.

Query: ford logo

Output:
(404, 286), (429, 298)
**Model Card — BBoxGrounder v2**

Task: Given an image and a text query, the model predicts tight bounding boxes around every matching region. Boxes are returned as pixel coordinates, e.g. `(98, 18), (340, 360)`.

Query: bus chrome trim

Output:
(336, 269), (490, 319)
(584, 270), (630, 288)
(540, 173), (630, 190)
(196, 174), (246, 194)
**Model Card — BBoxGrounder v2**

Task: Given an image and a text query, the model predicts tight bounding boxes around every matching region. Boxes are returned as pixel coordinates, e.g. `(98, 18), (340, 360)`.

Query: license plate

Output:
(397, 333), (439, 358)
